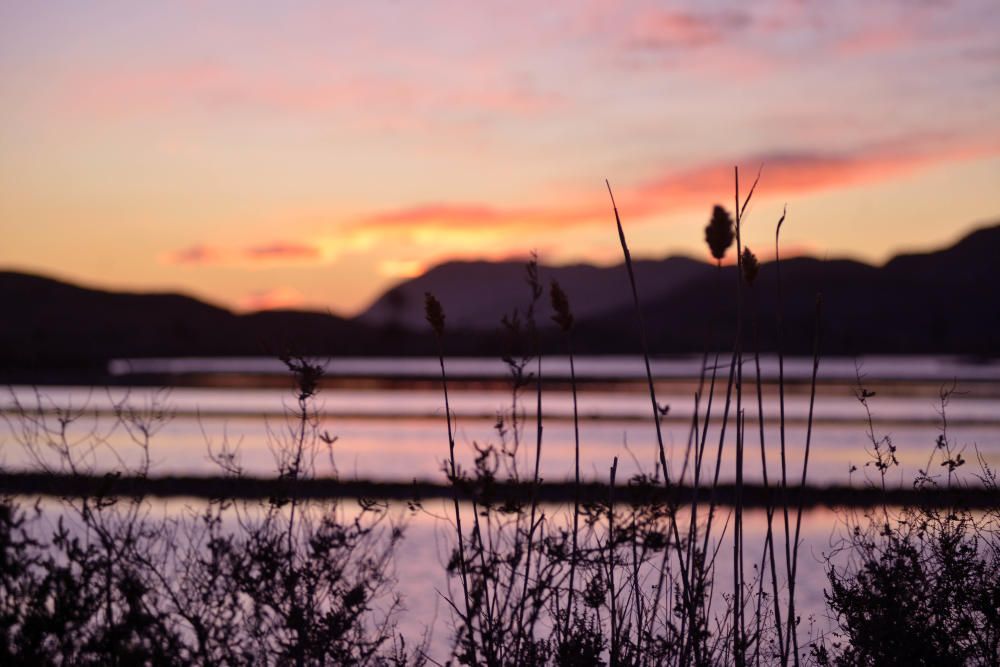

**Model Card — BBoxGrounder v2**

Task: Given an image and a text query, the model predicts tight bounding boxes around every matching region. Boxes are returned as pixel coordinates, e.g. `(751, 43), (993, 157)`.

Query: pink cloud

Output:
(631, 141), (1000, 212)
(611, 7), (783, 79)
(356, 202), (598, 232)
(244, 242), (322, 261)
(364, 203), (507, 228)
(63, 61), (560, 121)
(628, 9), (753, 49)
(836, 25), (914, 56)
(238, 287), (306, 312)
(161, 241), (324, 266)
(349, 137), (1000, 238)
(163, 244), (226, 265)
(159, 135), (1000, 268)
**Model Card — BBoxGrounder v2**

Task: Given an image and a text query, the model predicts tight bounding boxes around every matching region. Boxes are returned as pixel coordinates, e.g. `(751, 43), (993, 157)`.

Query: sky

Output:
(1, 1), (998, 316)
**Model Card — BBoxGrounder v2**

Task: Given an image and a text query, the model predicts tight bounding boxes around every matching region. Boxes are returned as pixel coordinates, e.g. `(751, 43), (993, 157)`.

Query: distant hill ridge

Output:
(358, 255), (712, 331)
(1, 222), (997, 371)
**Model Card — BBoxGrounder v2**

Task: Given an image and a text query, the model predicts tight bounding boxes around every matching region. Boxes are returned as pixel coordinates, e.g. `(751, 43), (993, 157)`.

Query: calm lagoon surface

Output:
(4, 355), (998, 484)
(17, 495), (848, 660)
(3, 355), (998, 659)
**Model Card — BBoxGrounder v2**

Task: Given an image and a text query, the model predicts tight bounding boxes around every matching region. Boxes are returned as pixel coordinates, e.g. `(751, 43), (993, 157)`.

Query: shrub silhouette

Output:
(1, 180), (997, 665)
(423, 177), (826, 666)
(0, 359), (417, 666)
(814, 385), (1000, 666)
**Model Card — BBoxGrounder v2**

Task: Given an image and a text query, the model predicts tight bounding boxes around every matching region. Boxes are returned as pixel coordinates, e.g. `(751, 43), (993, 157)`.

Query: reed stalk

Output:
(607, 180), (695, 661)
(425, 293), (478, 664)
(608, 456), (619, 667)
(786, 294), (822, 666)
(514, 259), (545, 662)
(551, 281), (581, 642)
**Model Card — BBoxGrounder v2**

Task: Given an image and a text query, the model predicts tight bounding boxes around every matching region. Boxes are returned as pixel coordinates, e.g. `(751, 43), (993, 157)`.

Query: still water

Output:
(3, 355), (998, 659)
(15, 494), (851, 660)
(3, 355), (999, 485)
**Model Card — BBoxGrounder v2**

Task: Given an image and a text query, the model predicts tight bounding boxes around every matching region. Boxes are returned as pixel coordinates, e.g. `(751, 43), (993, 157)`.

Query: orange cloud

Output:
(244, 242), (322, 261)
(165, 244), (226, 265)
(347, 138), (1000, 242)
(162, 241), (325, 267)
(632, 141), (1000, 212)
(162, 136), (1000, 272)
(359, 203), (597, 231)
(237, 287), (306, 312)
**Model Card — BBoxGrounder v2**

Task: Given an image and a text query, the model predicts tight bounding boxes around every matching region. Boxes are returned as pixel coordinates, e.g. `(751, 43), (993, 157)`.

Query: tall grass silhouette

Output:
(0, 177), (997, 665)
(1, 358), (419, 665)
(424, 172), (835, 666)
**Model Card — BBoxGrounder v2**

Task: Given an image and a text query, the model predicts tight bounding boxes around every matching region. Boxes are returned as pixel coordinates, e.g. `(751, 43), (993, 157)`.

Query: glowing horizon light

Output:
(1, 1), (998, 315)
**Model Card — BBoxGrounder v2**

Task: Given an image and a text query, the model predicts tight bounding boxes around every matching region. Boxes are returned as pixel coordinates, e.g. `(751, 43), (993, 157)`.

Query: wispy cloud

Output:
(244, 242), (321, 261)
(629, 143), (995, 212)
(163, 241), (326, 267)
(346, 136), (1000, 242)
(161, 132), (1000, 275)
(165, 244), (226, 265)
(627, 9), (753, 49)
(835, 24), (913, 56)
(358, 203), (597, 232)
(237, 287), (306, 312)
(62, 61), (561, 123)
(608, 0), (989, 78)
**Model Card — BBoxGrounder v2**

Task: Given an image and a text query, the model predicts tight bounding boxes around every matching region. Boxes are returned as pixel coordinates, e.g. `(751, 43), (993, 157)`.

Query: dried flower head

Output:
(741, 247), (760, 285)
(280, 354), (323, 400)
(705, 205), (735, 261)
(550, 280), (574, 332)
(526, 251), (542, 302)
(424, 292), (445, 337)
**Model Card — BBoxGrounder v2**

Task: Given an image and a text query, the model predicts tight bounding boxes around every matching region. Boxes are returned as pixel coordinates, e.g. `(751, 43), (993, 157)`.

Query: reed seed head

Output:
(526, 251), (542, 302)
(741, 247), (760, 285)
(424, 292), (445, 337)
(705, 205), (735, 261)
(550, 280), (574, 332)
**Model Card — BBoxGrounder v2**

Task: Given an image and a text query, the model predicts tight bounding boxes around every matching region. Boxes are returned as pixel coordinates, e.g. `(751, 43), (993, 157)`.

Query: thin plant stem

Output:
(774, 206), (795, 667)
(514, 261), (544, 662)
(733, 166), (747, 667)
(565, 336), (581, 639)
(751, 287), (785, 656)
(607, 180), (696, 660)
(786, 295), (822, 666)
(606, 181), (670, 486)
(428, 311), (477, 665)
(608, 456), (619, 667)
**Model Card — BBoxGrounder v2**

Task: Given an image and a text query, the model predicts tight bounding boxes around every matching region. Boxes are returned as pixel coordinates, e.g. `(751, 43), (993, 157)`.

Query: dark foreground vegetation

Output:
(2, 181), (998, 665)
(1, 474), (996, 510)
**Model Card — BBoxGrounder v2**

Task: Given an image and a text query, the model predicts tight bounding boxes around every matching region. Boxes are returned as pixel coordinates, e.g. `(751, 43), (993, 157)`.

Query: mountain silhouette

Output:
(358, 256), (712, 330)
(1, 222), (997, 375)
(595, 223), (1000, 356)
(0, 273), (373, 372)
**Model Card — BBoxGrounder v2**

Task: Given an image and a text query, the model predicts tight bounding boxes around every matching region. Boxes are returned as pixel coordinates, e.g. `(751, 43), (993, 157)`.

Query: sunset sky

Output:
(1, 1), (998, 315)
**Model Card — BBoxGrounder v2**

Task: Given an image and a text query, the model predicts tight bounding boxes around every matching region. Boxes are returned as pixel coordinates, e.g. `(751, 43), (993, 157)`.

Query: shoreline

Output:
(2, 472), (995, 508)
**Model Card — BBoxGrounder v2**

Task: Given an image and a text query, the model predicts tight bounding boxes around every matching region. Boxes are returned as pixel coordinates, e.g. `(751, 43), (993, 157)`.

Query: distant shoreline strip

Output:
(1, 473), (995, 509)
(107, 354), (1000, 383)
(4, 408), (996, 427)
